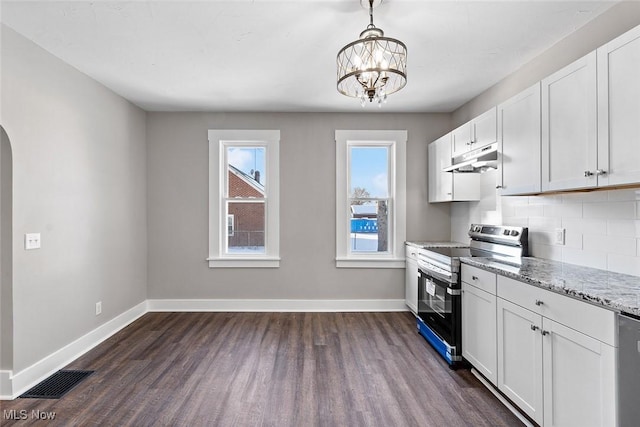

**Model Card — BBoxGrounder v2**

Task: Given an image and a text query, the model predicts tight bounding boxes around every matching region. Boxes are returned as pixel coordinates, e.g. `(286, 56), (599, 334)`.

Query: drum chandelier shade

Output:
(336, 0), (407, 107)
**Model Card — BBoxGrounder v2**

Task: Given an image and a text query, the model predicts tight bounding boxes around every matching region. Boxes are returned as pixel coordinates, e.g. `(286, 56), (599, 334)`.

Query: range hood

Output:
(443, 142), (498, 173)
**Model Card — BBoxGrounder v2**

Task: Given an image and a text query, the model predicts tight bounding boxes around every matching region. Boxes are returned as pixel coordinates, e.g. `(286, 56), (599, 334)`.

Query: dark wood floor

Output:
(1, 312), (521, 426)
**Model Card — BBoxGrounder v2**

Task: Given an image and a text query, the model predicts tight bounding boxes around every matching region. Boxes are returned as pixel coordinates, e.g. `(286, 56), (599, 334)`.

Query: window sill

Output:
(335, 257), (406, 269)
(207, 257), (281, 268)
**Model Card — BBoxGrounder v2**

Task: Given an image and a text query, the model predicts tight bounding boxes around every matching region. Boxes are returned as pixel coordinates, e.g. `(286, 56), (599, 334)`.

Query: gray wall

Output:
(1, 127), (13, 370)
(1, 25), (148, 373)
(452, 1), (640, 126)
(147, 112), (452, 300)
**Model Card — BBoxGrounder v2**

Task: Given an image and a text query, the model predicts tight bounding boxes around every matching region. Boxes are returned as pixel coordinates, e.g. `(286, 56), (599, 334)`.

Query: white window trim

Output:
(335, 130), (407, 268)
(208, 130), (280, 268)
(227, 214), (235, 237)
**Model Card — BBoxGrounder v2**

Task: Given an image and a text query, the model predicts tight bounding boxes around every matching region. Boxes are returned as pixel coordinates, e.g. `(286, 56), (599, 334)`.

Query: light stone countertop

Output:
(461, 257), (640, 317)
(406, 241), (469, 249)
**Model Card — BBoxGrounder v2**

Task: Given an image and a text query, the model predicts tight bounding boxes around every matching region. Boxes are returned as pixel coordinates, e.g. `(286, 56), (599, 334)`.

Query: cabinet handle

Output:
(446, 192), (452, 195)
(584, 170), (594, 177)
(541, 330), (549, 336)
(496, 185), (503, 189)
(530, 325), (539, 331)
(595, 169), (607, 176)
(535, 300), (544, 306)
(472, 276), (479, 281)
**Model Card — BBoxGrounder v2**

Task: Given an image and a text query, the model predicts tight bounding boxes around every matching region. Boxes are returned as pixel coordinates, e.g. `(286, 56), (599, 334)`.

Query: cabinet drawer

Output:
(462, 264), (497, 295)
(497, 275), (616, 346)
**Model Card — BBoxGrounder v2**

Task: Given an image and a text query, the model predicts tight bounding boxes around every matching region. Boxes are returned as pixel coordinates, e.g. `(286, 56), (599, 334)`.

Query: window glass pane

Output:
(349, 146), (389, 198)
(227, 147), (266, 197)
(226, 201), (265, 254)
(350, 200), (389, 253)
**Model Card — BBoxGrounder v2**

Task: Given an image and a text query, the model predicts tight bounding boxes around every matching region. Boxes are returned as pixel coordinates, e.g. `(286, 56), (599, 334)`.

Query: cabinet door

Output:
(542, 319), (617, 427)
(498, 83), (541, 195)
(462, 282), (497, 385)
(451, 122), (472, 156)
(497, 298), (544, 425)
(428, 135), (453, 202)
(541, 52), (597, 191)
(597, 24), (640, 187)
(405, 256), (419, 314)
(473, 107), (498, 148)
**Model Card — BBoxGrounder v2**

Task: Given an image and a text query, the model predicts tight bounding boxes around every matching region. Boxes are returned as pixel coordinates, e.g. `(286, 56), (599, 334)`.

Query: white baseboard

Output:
(1, 298), (407, 400)
(147, 298), (408, 313)
(0, 370), (12, 399)
(3, 301), (147, 400)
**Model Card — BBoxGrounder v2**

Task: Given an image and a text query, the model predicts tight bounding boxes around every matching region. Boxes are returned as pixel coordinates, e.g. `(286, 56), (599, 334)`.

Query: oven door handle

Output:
(417, 261), (455, 284)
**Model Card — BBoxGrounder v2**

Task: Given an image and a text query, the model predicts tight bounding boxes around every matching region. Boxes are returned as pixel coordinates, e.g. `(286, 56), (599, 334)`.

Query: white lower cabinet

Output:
(541, 319), (617, 427)
(462, 281), (498, 384)
(497, 297), (544, 424)
(462, 265), (498, 384)
(462, 265), (618, 426)
(404, 245), (419, 314)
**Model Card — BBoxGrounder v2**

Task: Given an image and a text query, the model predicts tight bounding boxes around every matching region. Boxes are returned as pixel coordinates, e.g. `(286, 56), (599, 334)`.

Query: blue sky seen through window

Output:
(228, 147), (265, 183)
(350, 146), (389, 198)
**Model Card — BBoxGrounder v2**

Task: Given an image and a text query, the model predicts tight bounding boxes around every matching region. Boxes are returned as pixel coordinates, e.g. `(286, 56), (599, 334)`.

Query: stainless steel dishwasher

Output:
(619, 313), (640, 427)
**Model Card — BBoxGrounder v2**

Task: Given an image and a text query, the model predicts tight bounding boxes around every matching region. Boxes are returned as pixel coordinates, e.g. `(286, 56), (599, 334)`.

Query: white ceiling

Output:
(0, 0), (617, 113)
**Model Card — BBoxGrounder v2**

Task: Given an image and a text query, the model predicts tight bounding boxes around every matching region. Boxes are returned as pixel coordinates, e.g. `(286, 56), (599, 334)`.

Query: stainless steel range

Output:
(416, 224), (528, 368)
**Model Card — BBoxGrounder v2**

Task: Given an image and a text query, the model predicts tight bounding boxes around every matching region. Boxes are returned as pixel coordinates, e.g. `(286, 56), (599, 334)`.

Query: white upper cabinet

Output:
(497, 82), (542, 195)
(541, 25), (640, 193)
(473, 107), (498, 148)
(452, 107), (497, 157)
(451, 121), (472, 156)
(542, 52), (598, 192)
(597, 24), (640, 187)
(428, 134), (454, 202)
(428, 134), (480, 203)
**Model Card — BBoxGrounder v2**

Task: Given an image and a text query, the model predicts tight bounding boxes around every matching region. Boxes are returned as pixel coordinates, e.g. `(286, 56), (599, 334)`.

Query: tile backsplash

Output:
(451, 170), (640, 277)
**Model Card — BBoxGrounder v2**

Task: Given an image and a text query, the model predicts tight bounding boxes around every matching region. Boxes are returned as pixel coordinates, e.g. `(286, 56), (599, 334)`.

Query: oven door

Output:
(417, 269), (460, 347)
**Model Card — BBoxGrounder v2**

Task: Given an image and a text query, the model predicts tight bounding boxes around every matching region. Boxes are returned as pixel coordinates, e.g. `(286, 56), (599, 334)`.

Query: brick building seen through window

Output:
(227, 165), (265, 251)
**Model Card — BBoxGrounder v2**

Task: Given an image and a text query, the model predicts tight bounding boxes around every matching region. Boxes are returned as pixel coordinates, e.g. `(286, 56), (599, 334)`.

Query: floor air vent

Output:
(20, 370), (94, 399)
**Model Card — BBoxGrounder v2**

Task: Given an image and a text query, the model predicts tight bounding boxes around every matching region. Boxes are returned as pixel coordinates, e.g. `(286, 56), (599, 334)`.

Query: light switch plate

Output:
(554, 228), (565, 246)
(25, 233), (41, 250)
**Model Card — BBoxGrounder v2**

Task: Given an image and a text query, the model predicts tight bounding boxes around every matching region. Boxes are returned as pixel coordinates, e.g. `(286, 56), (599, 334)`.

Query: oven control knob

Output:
(503, 230), (510, 235)
(510, 230), (519, 236)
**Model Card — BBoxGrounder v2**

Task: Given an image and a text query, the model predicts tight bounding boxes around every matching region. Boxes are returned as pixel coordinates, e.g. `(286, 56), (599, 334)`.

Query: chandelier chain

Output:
(368, 0), (375, 29)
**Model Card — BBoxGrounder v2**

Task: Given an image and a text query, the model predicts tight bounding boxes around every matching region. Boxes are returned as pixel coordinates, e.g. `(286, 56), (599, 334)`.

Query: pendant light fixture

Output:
(336, 0), (407, 107)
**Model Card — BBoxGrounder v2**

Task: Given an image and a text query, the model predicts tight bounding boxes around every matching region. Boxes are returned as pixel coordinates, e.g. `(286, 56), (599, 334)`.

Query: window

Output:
(208, 130), (280, 268)
(335, 130), (407, 268)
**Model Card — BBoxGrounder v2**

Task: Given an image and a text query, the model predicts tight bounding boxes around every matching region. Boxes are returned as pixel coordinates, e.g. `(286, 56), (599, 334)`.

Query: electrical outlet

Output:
(25, 233), (41, 250)
(554, 228), (565, 245)
(95, 301), (102, 316)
